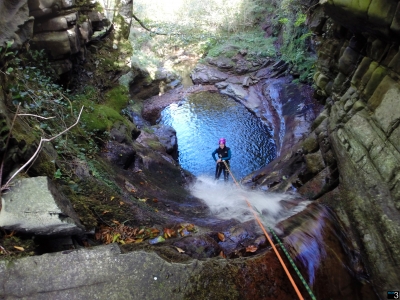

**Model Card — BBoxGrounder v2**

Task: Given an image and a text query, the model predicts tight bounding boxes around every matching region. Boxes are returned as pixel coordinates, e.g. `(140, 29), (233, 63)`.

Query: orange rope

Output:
(222, 161), (304, 300)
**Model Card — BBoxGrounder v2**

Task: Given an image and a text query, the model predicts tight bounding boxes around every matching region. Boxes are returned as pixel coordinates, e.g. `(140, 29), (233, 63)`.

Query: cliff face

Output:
(243, 0), (400, 296)
(312, 0), (400, 293)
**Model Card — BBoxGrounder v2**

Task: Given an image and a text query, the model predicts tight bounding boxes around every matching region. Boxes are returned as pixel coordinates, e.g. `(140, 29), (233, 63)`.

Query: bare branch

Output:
(17, 114), (56, 120)
(0, 245), (9, 255)
(2, 106), (84, 189)
(132, 13), (181, 36)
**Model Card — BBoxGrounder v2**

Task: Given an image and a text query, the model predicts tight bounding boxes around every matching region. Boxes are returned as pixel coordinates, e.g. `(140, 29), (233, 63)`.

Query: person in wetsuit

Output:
(212, 138), (231, 181)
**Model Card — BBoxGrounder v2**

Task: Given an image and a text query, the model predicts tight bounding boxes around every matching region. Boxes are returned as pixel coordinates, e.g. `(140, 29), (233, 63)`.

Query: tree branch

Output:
(132, 13), (168, 35)
(17, 114), (56, 120)
(1, 106), (84, 190)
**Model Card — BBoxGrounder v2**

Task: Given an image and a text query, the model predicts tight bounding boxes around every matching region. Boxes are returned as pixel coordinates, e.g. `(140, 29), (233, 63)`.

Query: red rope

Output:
(223, 161), (304, 300)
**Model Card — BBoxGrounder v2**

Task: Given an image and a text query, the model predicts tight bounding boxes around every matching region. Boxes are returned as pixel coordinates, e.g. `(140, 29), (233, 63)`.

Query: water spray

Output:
(220, 161), (305, 300)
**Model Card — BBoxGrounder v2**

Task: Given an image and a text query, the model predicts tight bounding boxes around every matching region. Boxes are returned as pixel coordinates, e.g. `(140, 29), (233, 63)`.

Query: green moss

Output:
(142, 127), (154, 134)
(81, 104), (125, 132)
(147, 140), (164, 152)
(104, 85), (129, 112)
(302, 134), (319, 154)
(32, 159), (56, 178)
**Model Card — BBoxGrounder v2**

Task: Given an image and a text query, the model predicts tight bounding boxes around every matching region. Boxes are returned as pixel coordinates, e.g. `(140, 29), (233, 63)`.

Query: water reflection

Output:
(159, 92), (276, 180)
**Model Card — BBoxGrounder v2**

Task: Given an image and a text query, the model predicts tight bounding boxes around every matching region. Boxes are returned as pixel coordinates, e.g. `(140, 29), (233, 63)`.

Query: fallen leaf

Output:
(110, 196), (115, 201)
(5, 231), (15, 238)
(175, 247), (185, 253)
(119, 201), (124, 206)
(138, 228), (145, 234)
(102, 210), (110, 214)
(105, 233), (112, 244)
(219, 251), (226, 258)
(186, 224), (195, 231)
(151, 228), (160, 235)
(163, 228), (175, 238)
(138, 198), (147, 202)
(14, 246), (24, 251)
(112, 220), (121, 225)
(124, 181), (136, 193)
(135, 238), (143, 243)
(218, 232), (225, 242)
(246, 245), (258, 253)
(153, 198), (158, 203)
(112, 233), (120, 243)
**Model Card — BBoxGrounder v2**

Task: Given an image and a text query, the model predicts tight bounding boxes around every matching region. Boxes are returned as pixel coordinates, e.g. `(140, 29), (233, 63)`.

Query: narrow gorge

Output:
(0, 0), (399, 299)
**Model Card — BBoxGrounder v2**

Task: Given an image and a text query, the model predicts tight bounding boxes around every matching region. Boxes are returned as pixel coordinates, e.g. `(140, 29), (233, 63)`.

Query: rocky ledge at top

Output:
(0, 0), (119, 75)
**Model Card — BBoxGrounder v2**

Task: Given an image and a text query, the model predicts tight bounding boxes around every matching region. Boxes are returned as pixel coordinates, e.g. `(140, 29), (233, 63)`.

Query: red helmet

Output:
(219, 138), (226, 145)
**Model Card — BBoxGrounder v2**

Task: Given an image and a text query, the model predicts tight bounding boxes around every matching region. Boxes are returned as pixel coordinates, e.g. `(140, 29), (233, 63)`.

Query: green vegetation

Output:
(131, 0), (316, 82)
(131, 0), (272, 70)
(272, 0), (316, 82)
(206, 30), (276, 59)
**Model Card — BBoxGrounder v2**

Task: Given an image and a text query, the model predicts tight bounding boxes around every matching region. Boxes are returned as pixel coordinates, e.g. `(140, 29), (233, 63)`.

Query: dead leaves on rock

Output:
(95, 223), (160, 245)
(175, 247), (185, 253)
(245, 245), (258, 253)
(95, 223), (196, 245)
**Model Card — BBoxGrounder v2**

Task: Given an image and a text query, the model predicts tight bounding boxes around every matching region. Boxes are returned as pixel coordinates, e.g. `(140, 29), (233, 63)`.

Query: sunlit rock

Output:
(0, 177), (84, 235)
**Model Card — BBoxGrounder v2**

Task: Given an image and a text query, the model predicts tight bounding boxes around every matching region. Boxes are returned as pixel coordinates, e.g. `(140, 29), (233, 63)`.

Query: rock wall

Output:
(0, 0), (130, 75)
(308, 0), (400, 296)
(245, 0), (400, 296)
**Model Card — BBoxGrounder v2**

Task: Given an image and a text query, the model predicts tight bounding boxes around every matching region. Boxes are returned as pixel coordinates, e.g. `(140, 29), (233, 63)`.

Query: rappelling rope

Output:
(268, 227), (317, 300)
(222, 161), (306, 300)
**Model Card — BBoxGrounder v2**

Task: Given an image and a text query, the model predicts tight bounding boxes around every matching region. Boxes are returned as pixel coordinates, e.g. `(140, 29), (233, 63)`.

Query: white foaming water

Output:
(190, 176), (311, 229)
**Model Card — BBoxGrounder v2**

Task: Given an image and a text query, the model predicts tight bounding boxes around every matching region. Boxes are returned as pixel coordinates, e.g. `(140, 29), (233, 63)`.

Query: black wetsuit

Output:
(212, 146), (231, 181)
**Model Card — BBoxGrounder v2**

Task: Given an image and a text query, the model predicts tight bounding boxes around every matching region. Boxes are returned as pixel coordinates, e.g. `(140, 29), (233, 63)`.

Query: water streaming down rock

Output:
(191, 176), (376, 298)
(190, 176), (311, 229)
(276, 202), (375, 298)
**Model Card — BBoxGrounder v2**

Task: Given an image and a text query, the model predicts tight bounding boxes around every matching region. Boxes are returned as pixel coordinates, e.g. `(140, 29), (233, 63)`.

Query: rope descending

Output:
(222, 161), (314, 300)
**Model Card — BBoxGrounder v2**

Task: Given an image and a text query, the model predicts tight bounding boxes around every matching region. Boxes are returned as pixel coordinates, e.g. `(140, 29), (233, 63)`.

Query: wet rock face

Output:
(306, 1), (400, 296)
(243, 2), (400, 296)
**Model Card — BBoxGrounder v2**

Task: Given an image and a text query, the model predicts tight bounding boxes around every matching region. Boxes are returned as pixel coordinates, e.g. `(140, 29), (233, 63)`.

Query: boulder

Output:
(190, 64), (229, 84)
(219, 83), (248, 102)
(101, 140), (136, 170)
(29, 0), (76, 18)
(0, 176), (84, 235)
(152, 124), (178, 156)
(31, 31), (71, 58)
(0, 0), (33, 48)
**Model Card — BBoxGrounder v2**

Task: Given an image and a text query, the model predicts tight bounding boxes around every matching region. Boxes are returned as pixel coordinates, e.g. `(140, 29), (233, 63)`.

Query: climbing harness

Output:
(222, 161), (316, 300)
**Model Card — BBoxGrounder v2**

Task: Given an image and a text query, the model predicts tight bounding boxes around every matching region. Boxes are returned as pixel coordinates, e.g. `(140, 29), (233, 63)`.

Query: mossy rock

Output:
(146, 139), (165, 152)
(104, 85), (130, 112)
(363, 66), (388, 102)
(302, 133), (319, 154)
(81, 104), (126, 132)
